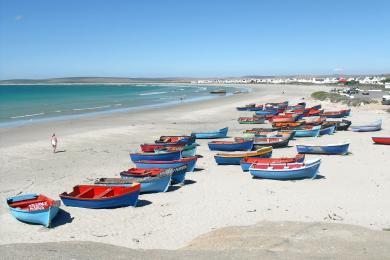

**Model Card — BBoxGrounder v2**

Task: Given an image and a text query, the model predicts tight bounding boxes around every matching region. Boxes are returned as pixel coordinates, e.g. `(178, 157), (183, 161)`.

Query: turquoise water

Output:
(0, 84), (244, 127)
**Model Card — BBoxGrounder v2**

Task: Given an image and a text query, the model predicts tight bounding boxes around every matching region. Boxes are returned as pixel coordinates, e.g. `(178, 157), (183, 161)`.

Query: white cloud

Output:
(15, 15), (23, 21)
(333, 68), (344, 72)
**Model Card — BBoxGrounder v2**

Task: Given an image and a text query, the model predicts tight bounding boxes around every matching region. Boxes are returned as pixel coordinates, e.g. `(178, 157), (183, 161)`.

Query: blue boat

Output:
(6, 194), (60, 227)
(214, 147), (273, 165)
(134, 156), (198, 172)
(155, 143), (198, 158)
(319, 125), (336, 136)
(169, 165), (188, 184)
(60, 184), (140, 208)
(351, 120), (382, 132)
(255, 110), (278, 116)
(296, 142), (350, 155)
(208, 139), (253, 151)
(191, 127), (228, 139)
(155, 135), (196, 145)
(97, 171), (172, 193)
(240, 154), (305, 171)
(249, 158), (321, 180)
(129, 150), (181, 162)
(294, 126), (320, 137)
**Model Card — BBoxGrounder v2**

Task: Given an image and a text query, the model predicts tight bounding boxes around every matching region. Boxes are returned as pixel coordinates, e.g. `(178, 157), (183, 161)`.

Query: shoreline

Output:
(1, 84), (390, 251)
(0, 83), (249, 129)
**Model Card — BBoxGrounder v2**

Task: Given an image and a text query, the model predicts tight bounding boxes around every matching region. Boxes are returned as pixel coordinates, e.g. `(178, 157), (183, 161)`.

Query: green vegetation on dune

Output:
(311, 91), (377, 107)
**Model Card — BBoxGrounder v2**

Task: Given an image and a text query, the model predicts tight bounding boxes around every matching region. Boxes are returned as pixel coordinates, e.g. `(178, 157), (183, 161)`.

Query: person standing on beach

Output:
(51, 133), (58, 153)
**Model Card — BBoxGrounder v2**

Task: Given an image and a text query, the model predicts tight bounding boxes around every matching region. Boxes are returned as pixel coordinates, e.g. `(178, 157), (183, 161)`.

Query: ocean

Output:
(0, 84), (246, 127)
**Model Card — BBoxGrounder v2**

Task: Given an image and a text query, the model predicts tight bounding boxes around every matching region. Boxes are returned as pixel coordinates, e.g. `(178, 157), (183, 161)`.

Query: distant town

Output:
(193, 76), (388, 86)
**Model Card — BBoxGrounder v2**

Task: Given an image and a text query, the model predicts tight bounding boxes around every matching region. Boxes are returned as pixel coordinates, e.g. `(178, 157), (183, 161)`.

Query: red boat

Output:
(306, 109), (323, 116)
(120, 168), (165, 177)
(270, 114), (297, 123)
(240, 154), (305, 171)
(273, 121), (303, 127)
(140, 143), (185, 153)
(372, 137), (390, 145)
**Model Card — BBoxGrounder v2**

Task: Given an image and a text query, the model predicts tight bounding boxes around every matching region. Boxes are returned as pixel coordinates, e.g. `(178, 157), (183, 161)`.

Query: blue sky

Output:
(0, 0), (389, 79)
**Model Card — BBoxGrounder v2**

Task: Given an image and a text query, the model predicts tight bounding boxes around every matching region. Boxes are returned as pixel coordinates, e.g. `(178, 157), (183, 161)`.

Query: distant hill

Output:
(1, 74), (388, 85)
(0, 77), (197, 84)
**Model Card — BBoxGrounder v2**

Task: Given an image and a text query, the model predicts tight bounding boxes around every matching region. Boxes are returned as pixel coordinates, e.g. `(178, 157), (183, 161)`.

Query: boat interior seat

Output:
(9, 199), (46, 208)
(94, 188), (113, 199)
(75, 187), (94, 198)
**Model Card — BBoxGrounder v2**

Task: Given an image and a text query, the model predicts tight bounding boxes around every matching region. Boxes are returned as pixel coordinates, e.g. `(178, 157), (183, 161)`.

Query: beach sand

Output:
(1, 84), (390, 257)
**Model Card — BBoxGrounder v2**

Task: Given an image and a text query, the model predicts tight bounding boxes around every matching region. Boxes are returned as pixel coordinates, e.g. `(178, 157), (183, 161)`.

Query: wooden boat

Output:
(293, 126), (321, 137)
(208, 139), (253, 151)
(155, 143), (198, 158)
(252, 137), (290, 149)
(242, 130), (294, 140)
(243, 127), (281, 133)
(235, 137), (289, 149)
(351, 120), (382, 132)
(214, 147), (272, 165)
(249, 158), (321, 180)
(305, 108), (323, 117)
(191, 127), (228, 139)
(140, 143), (185, 153)
(120, 168), (165, 178)
(341, 109), (351, 116)
(6, 194), (60, 227)
(129, 150), (181, 162)
(319, 125), (336, 136)
(372, 137), (390, 145)
(120, 165), (188, 185)
(320, 109), (350, 118)
(236, 104), (260, 111)
(210, 89), (227, 94)
(59, 184), (140, 208)
(326, 119), (351, 131)
(300, 116), (326, 125)
(238, 116), (265, 124)
(134, 156), (198, 172)
(296, 142), (349, 155)
(155, 135), (195, 145)
(255, 110), (278, 116)
(273, 121), (303, 128)
(240, 154), (305, 171)
(97, 170), (172, 193)
(270, 114), (297, 123)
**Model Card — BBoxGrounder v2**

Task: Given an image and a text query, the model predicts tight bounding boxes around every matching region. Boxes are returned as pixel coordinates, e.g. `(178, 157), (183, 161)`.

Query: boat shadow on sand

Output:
(136, 199), (152, 207)
(251, 174), (326, 181)
(166, 179), (197, 192)
(51, 209), (74, 228)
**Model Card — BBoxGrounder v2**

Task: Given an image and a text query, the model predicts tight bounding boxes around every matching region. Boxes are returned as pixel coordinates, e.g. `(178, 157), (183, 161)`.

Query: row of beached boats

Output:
(7, 129), (225, 227)
(6, 100), (389, 228)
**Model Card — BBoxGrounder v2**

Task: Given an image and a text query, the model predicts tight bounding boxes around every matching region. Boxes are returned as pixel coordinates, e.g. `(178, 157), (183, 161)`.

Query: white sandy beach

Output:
(1, 84), (390, 252)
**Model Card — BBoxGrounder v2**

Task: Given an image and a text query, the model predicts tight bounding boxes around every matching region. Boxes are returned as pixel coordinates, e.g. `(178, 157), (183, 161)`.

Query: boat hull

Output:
(319, 125), (336, 136)
(296, 143), (349, 155)
(372, 137), (390, 145)
(60, 188), (140, 208)
(294, 128), (320, 137)
(240, 155), (305, 171)
(101, 176), (171, 193)
(129, 151), (181, 161)
(208, 140), (253, 151)
(191, 127), (228, 139)
(249, 159), (321, 180)
(7, 194), (60, 227)
(214, 151), (272, 165)
(134, 157), (198, 172)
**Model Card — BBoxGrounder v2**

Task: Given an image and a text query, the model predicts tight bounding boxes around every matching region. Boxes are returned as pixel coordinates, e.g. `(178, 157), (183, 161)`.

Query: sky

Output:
(0, 0), (389, 79)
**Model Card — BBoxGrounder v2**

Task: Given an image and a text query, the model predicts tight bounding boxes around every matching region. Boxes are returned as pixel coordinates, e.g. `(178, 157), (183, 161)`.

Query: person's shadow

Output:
(55, 150), (66, 153)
